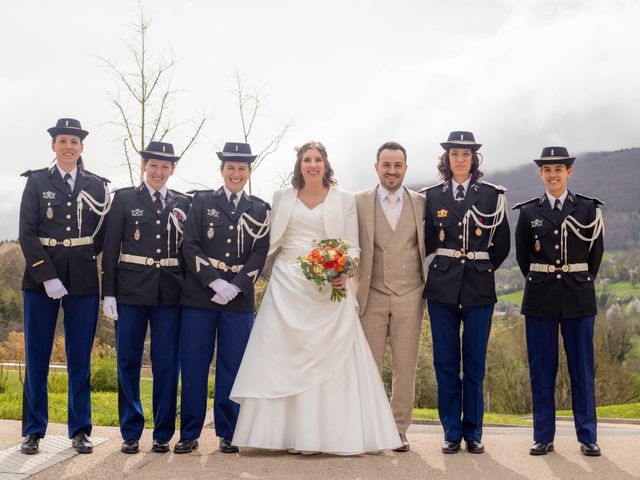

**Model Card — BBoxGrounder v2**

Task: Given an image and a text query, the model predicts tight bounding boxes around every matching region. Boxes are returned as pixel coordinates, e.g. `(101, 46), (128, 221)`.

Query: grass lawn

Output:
(603, 281), (640, 299)
(629, 335), (640, 360)
(412, 408), (531, 426)
(498, 290), (524, 306)
(0, 369), (212, 428)
(557, 403), (640, 419)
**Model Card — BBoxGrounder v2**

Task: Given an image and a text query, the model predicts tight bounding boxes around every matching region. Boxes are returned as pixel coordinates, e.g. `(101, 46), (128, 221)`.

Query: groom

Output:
(355, 141), (426, 452)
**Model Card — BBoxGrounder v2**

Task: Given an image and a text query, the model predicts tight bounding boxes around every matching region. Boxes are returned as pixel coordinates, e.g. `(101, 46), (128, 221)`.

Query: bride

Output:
(230, 141), (402, 454)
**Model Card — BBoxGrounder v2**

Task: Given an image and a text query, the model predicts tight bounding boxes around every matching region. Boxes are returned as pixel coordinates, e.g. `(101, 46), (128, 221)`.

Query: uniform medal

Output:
(207, 223), (214, 239)
(46, 203), (54, 220)
(535, 239), (541, 252)
(134, 221), (141, 241)
(475, 227), (482, 237)
(439, 229), (445, 242)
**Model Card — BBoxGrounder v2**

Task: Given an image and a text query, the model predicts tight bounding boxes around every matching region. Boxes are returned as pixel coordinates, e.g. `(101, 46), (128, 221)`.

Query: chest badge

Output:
(134, 220), (141, 241)
(207, 222), (214, 239)
(535, 239), (541, 252)
(439, 229), (445, 242)
(531, 218), (543, 228)
(46, 203), (54, 220)
(42, 191), (56, 200)
(437, 209), (448, 218)
(207, 208), (220, 218)
(131, 208), (144, 217)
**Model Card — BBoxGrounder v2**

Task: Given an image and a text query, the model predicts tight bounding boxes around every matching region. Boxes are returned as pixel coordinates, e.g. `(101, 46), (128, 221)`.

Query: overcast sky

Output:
(1, 0), (639, 239)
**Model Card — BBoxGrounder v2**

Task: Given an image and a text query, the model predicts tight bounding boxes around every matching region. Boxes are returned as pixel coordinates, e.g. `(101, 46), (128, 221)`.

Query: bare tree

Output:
(231, 70), (293, 193)
(100, 2), (209, 185)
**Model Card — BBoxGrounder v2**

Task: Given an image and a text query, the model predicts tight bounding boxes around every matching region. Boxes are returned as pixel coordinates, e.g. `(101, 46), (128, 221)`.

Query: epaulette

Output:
(112, 186), (135, 194)
(419, 182), (444, 193)
(20, 167), (48, 177)
(481, 180), (508, 192)
(250, 195), (271, 208)
(512, 197), (538, 210)
(576, 193), (604, 206)
(84, 170), (111, 183)
(169, 189), (190, 199)
(186, 189), (215, 195)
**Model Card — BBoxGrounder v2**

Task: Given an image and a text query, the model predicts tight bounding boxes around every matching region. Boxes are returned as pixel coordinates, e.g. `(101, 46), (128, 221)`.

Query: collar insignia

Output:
(131, 208), (144, 217)
(531, 218), (543, 228)
(42, 191), (56, 200)
(471, 183), (480, 192)
(207, 208), (220, 218)
(437, 209), (448, 218)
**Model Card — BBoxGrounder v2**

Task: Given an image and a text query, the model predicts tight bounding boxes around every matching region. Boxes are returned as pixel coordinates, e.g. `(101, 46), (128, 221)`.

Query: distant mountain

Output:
(409, 148), (640, 249)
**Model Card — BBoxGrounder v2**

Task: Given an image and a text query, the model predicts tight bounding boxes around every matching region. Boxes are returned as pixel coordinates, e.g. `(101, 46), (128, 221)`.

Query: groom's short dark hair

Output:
(376, 141), (407, 163)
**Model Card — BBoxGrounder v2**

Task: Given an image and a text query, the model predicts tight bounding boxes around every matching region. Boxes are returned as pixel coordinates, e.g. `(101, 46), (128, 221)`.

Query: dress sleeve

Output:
(343, 192), (361, 260)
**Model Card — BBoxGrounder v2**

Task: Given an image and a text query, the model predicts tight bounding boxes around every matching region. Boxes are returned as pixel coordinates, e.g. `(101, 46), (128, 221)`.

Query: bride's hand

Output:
(330, 275), (347, 292)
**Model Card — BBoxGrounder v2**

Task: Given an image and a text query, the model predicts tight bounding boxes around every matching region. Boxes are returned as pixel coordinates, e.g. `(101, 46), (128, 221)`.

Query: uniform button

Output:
(554, 245), (559, 250)
(226, 239), (231, 244)
(210, 222), (214, 227)
(225, 253), (230, 258)
(554, 230), (559, 235)
(65, 226), (71, 232)
(458, 222), (462, 226)
(555, 259), (561, 264)
(229, 226), (234, 230)
(156, 220), (161, 225)
(587, 277), (591, 281)
(66, 214), (71, 219)
(155, 264), (161, 269)
(67, 202), (72, 207)
(461, 259), (466, 264)
(528, 277), (533, 281)
(155, 234), (161, 239)
(458, 235), (463, 239)
(156, 249), (161, 254)
(556, 274), (561, 279)
(488, 268), (492, 272)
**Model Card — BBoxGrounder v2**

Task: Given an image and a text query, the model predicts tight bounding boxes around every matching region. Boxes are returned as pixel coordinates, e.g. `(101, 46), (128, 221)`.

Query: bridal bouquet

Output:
(297, 238), (358, 302)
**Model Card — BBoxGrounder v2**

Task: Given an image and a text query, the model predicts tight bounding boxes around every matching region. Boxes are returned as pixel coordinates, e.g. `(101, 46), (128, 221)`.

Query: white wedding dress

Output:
(230, 200), (401, 454)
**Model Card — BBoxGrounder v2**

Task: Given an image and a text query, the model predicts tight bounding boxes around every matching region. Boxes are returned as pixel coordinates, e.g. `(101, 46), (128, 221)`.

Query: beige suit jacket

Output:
(354, 186), (426, 313)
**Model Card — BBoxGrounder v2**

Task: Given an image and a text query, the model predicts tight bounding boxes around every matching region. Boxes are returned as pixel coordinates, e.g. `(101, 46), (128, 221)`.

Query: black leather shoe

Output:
(394, 433), (410, 452)
(152, 439), (170, 453)
(21, 434), (40, 455)
(530, 442), (554, 455)
(219, 437), (239, 454)
(580, 442), (601, 457)
(121, 439), (139, 454)
(72, 433), (93, 454)
(466, 440), (485, 454)
(442, 440), (461, 454)
(174, 439), (198, 454)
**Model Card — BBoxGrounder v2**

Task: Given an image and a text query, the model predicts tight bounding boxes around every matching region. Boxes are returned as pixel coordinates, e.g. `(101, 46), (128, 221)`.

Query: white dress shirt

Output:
(56, 165), (77, 191)
(145, 181), (169, 208)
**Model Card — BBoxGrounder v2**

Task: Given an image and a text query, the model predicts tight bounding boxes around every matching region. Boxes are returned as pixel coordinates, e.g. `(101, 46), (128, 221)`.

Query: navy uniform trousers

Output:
(178, 307), (253, 441)
(525, 315), (597, 444)
(115, 304), (181, 441)
(22, 290), (98, 438)
(428, 301), (493, 442)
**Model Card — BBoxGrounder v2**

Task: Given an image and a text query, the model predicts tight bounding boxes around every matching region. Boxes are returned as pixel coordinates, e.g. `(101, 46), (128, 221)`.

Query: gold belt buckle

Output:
(467, 252), (476, 260)
(48, 238), (57, 247)
(561, 264), (570, 273)
(218, 261), (227, 270)
(146, 257), (155, 266)
(230, 265), (238, 273)
(160, 258), (167, 267)
(547, 265), (556, 273)
(62, 239), (72, 247)
(453, 250), (462, 259)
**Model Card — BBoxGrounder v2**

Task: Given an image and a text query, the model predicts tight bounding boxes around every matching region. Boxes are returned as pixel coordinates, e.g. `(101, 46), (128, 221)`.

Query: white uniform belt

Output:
(40, 236), (93, 247)
(434, 248), (490, 260)
(529, 263), (589, 273)
(208, 257), (244, 273)
(119, 253), (179, 268)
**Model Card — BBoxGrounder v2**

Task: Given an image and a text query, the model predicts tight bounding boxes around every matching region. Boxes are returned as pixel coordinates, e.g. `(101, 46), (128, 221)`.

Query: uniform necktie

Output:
(553, 198), (561, 211)
(455, 184), (465, 200)
(63, 173), (72, 193)
(153, 191), (164, 212)
(230, 192), (238, 213)
(386, 192), (398, 230)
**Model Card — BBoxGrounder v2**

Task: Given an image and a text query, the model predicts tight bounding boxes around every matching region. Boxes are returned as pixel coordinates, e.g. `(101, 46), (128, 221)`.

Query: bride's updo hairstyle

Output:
(291, 141), (337, 189)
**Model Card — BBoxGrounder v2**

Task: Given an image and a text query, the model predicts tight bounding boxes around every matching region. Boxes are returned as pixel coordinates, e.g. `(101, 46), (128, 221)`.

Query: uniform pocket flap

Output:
(434, 216), (452, 227)
(117, 261), (145, 272)
(526, 271), (546, 284)
(472, 261), (493, 273)
(572, 272), (594, 283)
(429, 257), (452, 272)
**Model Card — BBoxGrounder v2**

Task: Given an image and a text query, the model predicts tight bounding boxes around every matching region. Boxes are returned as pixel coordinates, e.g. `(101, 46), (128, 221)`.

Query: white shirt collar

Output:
(546, 189), (568, 208)
(223, 186), (244, 203)
(377, 184), (404, 201)
(56, 165), (77, 183)
(451, 176), (471, 195)
(144, 181), (168, 200)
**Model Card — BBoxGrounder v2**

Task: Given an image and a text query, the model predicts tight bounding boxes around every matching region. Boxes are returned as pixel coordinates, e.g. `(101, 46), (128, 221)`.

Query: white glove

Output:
(209, 279), (237, 303)
(212, 293), (229, 305)
(221, 283), (240, 302)
(209, 279), (230, 293)
(43, 278), (68, 299)
(103, 296), (119, 321)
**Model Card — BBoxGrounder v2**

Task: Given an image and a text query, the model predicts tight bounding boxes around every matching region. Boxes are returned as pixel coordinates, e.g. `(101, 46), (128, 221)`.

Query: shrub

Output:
(91, 358), (118, 392)
(48, 373), (67, 393)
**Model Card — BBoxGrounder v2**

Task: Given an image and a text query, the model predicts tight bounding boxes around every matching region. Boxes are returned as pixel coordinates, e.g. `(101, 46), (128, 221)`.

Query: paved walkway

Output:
(0, 419), (638, 480)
